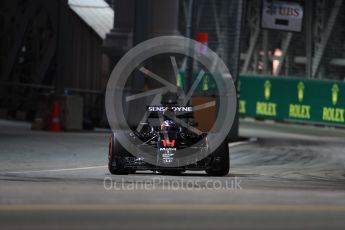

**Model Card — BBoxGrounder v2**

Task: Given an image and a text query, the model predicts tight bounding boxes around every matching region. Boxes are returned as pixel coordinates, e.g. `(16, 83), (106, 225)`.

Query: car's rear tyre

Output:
(205, 140), (229, 176)
(108, 134), (130, 175)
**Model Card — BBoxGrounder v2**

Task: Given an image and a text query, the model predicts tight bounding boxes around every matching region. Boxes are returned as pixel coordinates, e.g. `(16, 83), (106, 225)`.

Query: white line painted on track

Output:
(228, 138), (256, 148)
(5, 165), (107, 174)
(228, 141), (249, 148)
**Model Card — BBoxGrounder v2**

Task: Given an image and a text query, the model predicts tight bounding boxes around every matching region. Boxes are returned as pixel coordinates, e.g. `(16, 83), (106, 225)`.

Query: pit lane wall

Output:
(238, 75), (345, 126)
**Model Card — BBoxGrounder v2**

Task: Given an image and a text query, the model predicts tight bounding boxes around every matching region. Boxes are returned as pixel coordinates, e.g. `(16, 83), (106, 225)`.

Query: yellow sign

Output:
(289, 104), (311, 119)
(264, 80), (271, 100)
(332, 84), (339, 105)
(297, 82), (304, 102)
(288, 82), (311, 119)
(256, 101), (277, 116)
(239, 100), (246, 114)
(322, 107), (345, 123)
(176, 73), (182, 87)
(202, 75), (209, 91)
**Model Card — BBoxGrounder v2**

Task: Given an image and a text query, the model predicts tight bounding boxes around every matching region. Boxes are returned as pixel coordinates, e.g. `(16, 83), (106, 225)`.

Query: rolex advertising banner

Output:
(238, 75), (345, 126)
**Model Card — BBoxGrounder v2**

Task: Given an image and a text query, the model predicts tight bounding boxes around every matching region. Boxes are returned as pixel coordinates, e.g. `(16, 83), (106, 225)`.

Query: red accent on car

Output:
(161, 139), (175, 147)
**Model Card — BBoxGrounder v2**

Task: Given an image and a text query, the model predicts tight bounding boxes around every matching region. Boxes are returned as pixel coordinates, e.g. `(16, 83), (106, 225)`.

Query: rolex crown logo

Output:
(332, 84), (339, 105)
(297, 82), (305, 103)
(264, 80), (271, 100)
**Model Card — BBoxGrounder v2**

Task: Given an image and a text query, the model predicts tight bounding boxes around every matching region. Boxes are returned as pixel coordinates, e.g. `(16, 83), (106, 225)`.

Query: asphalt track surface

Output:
(0, 119), (345, 229)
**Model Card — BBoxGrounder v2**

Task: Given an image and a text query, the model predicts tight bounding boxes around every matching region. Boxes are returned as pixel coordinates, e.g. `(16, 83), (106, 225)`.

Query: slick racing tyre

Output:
(108, 133), (130, 175)
(205, 140), (229, 176)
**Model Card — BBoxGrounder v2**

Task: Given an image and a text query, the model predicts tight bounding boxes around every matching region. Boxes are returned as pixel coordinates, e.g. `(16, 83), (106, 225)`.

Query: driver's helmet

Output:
(161, 107), (178, 131)
(160, 119), (178, 131)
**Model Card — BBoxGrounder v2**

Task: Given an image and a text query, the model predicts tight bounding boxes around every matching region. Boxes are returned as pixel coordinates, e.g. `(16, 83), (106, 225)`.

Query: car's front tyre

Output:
(108, 133), (130, 175)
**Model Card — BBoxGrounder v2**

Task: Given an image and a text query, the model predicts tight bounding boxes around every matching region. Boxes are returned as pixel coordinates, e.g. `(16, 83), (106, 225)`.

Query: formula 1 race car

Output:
(108, 105), (229, 176)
